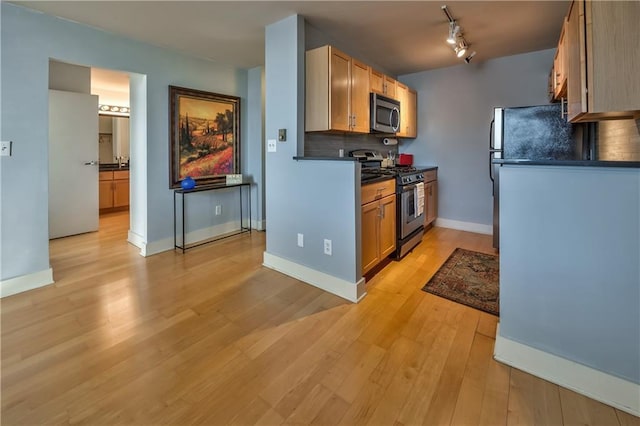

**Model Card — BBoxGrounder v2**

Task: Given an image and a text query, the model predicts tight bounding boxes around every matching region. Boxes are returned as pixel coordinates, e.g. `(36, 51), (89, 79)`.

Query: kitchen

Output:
(263, 3), (639, 416)
(1, 0), (639, 421)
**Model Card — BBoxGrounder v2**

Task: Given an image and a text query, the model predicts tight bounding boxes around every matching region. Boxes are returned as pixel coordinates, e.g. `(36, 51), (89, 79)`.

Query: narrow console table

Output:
(173, 182), (251, 252)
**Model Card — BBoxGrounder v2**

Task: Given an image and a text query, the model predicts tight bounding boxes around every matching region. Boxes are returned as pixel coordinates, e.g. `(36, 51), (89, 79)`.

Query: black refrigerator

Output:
(489, 104), (590, 249)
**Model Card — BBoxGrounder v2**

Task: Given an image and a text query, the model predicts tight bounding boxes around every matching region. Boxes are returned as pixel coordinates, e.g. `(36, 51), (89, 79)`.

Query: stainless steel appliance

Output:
(490, 104), (588, 249)
(395, 168), (425, 259)
(370, 93), (400, 133)
(354, 149), (425, 260)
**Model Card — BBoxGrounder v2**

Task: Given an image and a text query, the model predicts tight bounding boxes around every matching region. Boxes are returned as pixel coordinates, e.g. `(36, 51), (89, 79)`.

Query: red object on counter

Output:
(397, 153), (413, 166)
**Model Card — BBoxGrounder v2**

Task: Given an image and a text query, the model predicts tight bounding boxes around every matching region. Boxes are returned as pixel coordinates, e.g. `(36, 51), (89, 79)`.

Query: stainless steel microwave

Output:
(370, 93), (400, 133)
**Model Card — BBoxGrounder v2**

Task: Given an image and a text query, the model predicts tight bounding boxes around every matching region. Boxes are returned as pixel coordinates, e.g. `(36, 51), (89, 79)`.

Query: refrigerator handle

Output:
(489, 119), (495, 184)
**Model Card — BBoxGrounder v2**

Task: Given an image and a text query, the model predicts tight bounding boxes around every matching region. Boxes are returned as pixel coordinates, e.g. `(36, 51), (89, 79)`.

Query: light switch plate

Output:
(1, 141), (12, 157)
(267, 139), (277, 153)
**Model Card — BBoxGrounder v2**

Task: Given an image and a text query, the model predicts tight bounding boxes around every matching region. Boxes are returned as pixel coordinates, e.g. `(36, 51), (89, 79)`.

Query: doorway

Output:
(48, 59), (147, 266)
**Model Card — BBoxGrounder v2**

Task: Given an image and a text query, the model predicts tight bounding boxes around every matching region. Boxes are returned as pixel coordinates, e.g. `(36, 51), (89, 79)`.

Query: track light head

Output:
(464, 51), (477, 64)
(446, 22), (459, 44)
(455, 40), (468, 58)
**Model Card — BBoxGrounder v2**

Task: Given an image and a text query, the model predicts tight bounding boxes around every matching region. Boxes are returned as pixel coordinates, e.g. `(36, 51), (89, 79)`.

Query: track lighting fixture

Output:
(446, 21), (459, 44)
(464, 51), (477, 64)
(441, 5), (476, 64)
(455, 40), (467, 58)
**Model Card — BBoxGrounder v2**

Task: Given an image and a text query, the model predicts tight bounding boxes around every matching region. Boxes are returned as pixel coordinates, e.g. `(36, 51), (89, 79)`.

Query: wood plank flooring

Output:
(1, 211), (637, 425)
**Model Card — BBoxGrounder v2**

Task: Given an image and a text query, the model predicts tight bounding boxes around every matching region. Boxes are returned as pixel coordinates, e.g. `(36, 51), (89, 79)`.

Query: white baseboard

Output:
(263, 252), (366, 303)
(1, 268), (54, 298)
(435, 217), (493, 235)
(495, 326), (639, 417)
(127, 230), (145, 250)
(252, 219), (266, 231)
(138, 221), (251, 257)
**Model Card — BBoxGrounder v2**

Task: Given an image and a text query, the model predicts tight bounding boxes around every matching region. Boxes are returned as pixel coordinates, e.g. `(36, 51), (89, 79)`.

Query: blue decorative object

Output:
(181, 176), (196, 190)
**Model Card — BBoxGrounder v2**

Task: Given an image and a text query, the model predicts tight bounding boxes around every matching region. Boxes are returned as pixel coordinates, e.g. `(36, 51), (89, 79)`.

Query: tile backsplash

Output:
(304, 133), (398, 158)
(596, 119), (640, 161)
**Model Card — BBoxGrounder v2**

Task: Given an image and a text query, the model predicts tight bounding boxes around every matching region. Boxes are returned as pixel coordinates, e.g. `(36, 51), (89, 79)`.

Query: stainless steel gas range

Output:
(352, 150), (426, 260)
(394, 167), (425, 259)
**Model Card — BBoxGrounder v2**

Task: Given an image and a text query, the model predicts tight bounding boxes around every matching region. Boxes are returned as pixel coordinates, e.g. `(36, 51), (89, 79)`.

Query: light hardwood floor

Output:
(2, 211), (638, 425)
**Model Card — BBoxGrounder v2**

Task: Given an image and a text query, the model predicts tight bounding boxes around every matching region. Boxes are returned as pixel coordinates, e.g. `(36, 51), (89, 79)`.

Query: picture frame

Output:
(169, 85), (240, 188)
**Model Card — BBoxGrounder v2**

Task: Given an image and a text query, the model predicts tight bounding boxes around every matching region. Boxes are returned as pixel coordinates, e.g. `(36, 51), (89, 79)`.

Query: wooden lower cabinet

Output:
(423, 169), (438, 227)
(99, 170), (129, 211)
(361, 179), (397, 275)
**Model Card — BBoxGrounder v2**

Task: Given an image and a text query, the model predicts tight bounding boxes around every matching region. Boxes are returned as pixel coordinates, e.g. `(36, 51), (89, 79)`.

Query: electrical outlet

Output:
(297, 233), (304, 247)
(215, 205), (222, 215)
(267, 139), (277, 153)
(323, 239), (332, 256)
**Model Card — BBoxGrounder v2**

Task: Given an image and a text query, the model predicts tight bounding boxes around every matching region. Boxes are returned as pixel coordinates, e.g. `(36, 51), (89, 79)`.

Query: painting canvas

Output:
(169, 86), (240, 188)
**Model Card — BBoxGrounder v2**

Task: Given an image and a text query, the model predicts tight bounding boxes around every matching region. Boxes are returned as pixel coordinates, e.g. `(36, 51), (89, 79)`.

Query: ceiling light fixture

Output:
(455, 40), (467, 58)
(464, 51), (477, 64)
(441, 5), (475, 64)
(446, 21), (459, 44)
(99, 104), (130, 116)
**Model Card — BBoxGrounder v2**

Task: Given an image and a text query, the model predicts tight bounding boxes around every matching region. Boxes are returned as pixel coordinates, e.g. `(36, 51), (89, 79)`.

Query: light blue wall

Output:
(1, 4), (261, 282)
(500, 165), (640, 383)
(264, 15), (360, 283)
(399, 49), (555, 228)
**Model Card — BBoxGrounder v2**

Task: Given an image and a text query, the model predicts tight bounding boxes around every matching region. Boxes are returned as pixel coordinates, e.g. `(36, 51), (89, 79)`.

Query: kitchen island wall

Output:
(497, 163), (640, 415)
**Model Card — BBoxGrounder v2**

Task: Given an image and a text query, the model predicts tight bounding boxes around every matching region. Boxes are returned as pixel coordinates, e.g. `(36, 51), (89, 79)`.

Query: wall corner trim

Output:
(1, 268), (54, 298)
(263, 251), (365, 303)
(495, 326), (640, 417)
(435, 218), (493, 235)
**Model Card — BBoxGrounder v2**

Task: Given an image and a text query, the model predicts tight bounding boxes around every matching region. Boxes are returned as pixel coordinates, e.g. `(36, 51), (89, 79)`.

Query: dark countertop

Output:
(493, 159), (640, 168)
(100, 164), (129, 171)
(416, 165), (438, 172)
(293, 156), (358, 161)
(361, 175), (395, 185)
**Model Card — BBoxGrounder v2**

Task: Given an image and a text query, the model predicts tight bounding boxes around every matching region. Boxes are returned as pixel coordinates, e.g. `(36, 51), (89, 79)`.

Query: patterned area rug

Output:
(422, 248), (500, 316)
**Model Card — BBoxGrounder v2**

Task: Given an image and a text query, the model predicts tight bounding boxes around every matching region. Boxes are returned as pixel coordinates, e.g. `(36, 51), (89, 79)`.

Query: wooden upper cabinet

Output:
(395, 83), (417, 138)
(329, 48), (351, 132)
(306, 45), (370, 133)
(351, 58), (371, 133)
(566, 0), (640, 122)
(552, 18), (568, 100)
(369, 67), (397, 99)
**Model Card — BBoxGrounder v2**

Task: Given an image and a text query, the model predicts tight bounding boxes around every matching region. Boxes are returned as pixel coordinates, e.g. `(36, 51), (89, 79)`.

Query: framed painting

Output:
(169, 85), (240, 188)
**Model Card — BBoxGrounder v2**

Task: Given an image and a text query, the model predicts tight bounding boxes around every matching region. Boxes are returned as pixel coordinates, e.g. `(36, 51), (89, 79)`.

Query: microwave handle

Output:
(390, 107), (400, 132)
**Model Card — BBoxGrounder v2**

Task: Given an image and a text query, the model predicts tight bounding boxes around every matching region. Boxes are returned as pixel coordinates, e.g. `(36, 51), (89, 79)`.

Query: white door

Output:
(49, 90), (99, 239)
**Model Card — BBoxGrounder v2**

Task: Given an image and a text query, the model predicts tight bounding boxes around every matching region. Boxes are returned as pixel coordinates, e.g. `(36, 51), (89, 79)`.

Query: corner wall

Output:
(263, 15), (363, 302)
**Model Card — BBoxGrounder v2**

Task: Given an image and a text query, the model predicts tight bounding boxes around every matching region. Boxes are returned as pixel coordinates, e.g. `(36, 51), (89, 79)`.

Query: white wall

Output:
(399, 49), (556, 231)
(499, 165), (640, 384)
(1, 4), (261, 286)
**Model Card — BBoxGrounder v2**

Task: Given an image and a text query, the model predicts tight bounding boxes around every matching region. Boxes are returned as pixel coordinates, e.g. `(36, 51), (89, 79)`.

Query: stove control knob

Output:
(418, 174), (424, 179)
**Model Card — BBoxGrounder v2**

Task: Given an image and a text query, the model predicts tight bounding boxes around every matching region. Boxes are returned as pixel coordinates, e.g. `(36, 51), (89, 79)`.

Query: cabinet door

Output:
(384, 76), (397, 99)
(378, 195), (397, 259)
(113, 179), (130, 208)
(566, 1), (586, 121)
(587, 1), (640, 115)
(330, 47), (351, 132)
(405, 89), (417, 138)
(351, 59), (370, 133)
(370, 68), (385, 95)
(425, 181), (437, 226)
(362, 202), (380, 274)
(99, 180), (113, 209)
(396, 83), (408, 137)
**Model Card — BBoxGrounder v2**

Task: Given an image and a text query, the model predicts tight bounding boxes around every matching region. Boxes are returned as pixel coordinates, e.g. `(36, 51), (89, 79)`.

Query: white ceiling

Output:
(15, 1), (569, 81)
